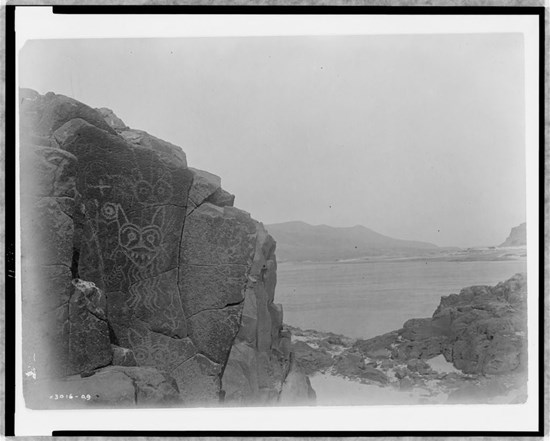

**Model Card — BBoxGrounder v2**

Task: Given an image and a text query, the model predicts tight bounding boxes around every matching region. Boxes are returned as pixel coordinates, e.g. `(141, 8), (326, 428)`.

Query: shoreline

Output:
(285, 273), (528, 406)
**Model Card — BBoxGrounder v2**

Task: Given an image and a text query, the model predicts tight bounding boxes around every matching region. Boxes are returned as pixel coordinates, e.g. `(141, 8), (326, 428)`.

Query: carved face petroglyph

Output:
(115, 204), (165, 268)
(134, 178), (173, 204)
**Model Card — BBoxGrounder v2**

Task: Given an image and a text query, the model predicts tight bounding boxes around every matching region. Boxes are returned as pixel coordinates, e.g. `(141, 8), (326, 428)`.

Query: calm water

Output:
(276, 259), (527, 339)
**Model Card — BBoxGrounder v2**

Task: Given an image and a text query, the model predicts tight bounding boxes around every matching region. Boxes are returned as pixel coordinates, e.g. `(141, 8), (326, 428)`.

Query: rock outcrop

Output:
(289, 274), (528, 404)
(499, 222), (527, 247)
(353, 273), (528, 375)
(20, 89), (314, 408)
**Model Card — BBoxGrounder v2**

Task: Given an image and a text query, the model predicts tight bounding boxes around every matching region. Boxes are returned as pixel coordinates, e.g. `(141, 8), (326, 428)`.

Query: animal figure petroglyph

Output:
(115, 203), (165, 269)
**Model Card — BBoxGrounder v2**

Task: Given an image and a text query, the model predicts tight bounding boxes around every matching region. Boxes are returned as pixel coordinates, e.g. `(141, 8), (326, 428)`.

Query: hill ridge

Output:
(266, 221), (438, 262)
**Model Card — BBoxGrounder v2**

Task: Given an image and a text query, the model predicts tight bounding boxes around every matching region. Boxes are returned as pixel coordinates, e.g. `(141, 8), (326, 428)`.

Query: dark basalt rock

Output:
(169, 354), (221, 404)
(220, 221), (312, 406)
(119, 129), (188, 169)
(67, 279), (112, 375)
(112, 345), (138, 367)
(291, 341), (333, 376)
(20, 89), (314, 408)
(96, 107), (129, 131)
(353, 331), (399, 359)
(25, 365), (181, 409)
(357, 273), (528, 375)
(279, 356), (317, 405)
(433, 273), (527, 374)
(21, 90), (116, 137)
(186, 168), (235, 214)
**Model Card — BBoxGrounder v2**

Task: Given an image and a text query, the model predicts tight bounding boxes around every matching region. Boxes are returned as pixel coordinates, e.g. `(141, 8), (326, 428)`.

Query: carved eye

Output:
(142, 227), (161, 249)
(101, 203), (117, 220)
(154, 180), (172, 202)
(133, 347), (149, 364)
(120, 225), (140, 248)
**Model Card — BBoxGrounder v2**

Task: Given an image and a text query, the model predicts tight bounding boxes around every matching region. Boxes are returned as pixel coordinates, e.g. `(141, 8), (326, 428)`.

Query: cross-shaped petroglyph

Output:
(90, 179), (111, 196)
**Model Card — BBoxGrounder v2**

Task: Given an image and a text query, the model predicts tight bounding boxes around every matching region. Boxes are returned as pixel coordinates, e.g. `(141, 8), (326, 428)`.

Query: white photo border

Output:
(12, 5), (542, 436)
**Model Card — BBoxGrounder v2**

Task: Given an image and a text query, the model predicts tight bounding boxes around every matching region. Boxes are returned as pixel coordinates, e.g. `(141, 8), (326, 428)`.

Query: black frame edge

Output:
(5, 3), (16, 438)
(5, 4), (545, 438)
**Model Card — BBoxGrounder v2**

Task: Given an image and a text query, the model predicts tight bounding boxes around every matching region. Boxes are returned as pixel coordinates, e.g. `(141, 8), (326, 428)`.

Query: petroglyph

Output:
(126, 269), (187, 339)
(115, 204), (164, 269)
(126, 325), (196, 373)
(82, 157), (177, 210)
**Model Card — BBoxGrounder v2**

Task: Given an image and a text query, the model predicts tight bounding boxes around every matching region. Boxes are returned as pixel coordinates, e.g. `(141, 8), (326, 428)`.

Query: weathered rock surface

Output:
(19, 135), (79, 379)
(111, 345), (138, 367)
(96, 107), (129, 131)
(25, 365), (181, 409)
(20, 89), (313, 408)
(67, 279), (112, 375)
(291, 341), (333, 376)
(288, 275), (527, 404)
(279, 356), (316, 405)
(499, 222), (526, 247)
(356, 273), (528, 376)
(220, 222), (313, 406)
(432, 273), (527, 374)
(186, 168), (235, 215)
(20, 89), (116, 139)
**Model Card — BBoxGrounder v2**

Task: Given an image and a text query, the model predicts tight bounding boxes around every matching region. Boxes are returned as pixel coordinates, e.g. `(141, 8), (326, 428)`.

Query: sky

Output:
(18, 34), (526, 247)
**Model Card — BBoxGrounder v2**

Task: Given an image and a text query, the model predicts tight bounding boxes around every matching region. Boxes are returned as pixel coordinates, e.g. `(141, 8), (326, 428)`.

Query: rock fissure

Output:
(175, 186), (190, 328)
(21, 89), (315, 409)
(185, 300), (245, 320)
(168, 353), (200, 375)
(86, 306), (108, 323)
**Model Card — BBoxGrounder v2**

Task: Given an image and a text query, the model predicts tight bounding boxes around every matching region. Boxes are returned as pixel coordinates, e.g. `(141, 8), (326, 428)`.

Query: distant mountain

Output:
(265, 221), (439, 262)
(499, 223), (526, 247)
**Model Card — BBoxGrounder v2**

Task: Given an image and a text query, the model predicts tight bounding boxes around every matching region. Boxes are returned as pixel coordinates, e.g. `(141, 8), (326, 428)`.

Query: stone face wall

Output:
(20, 89), (314, 408)
(221, 224), (294, 405)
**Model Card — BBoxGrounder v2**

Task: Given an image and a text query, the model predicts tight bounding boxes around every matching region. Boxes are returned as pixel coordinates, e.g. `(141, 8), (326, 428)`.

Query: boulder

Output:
(186, 168), (234, 214)
(366, 274), (528, 376)
(278, 358), (316, 406)
(359, 366), (389, 384)
(120, 128), (187, 168)
(406, 358), (433, 375)
(353, 331), (399, 359)
(292, 341), (333, 376)
(434, 273), (527, 374)
(334, 352), (363, 377)
(22, 91), (116, 137)
(325, 335), (345, 346)
(207, 187), (235, 207)
(25, 365), (180, 409)
(96, 107), (129, 131)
